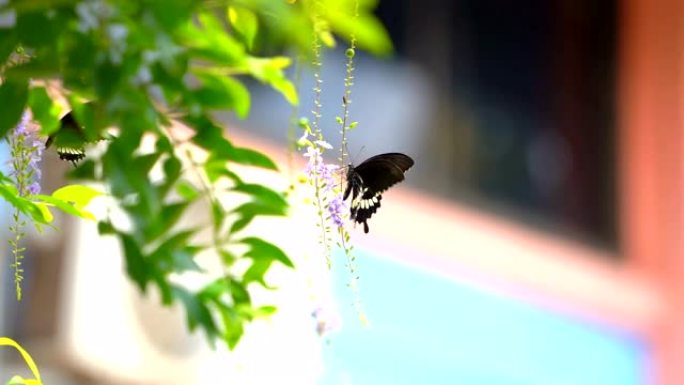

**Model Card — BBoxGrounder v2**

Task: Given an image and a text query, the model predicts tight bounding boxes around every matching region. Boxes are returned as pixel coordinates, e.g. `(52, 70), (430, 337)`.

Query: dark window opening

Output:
(377, 0), (618, 251)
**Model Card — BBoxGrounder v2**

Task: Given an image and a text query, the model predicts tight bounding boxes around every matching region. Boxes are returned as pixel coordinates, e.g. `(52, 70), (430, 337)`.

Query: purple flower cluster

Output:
(311, 304), (342, 336)
(303, 143), (347, 229)
(327, 194), (346, 228)
(9, 111), (43, 195)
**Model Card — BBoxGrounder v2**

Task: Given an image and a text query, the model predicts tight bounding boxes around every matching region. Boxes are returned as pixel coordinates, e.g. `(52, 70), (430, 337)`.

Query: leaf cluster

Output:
(0, 0), (391, 349)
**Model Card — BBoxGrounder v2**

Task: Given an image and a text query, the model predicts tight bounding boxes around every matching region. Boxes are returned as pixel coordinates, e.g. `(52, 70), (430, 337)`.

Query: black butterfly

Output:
(343, 153), (414, 233)
(45, 105), (105, 167)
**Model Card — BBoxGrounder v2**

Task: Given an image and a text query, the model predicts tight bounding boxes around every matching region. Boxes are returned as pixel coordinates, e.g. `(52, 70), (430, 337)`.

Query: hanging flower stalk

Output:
(334, 0), (367, 323)
(7, 111), (44, 300)
(300, 1), (340, 268)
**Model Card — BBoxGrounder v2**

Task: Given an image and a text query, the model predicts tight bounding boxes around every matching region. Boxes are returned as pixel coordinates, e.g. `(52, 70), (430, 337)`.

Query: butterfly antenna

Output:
(350, 146), (366, 166)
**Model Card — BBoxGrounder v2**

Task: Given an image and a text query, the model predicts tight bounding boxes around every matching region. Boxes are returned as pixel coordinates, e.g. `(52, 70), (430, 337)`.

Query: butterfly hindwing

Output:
(345, 153), (413, 233)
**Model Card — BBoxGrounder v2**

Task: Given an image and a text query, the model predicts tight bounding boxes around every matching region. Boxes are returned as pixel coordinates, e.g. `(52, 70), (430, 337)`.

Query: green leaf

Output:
(319, 29), (336, 48)
(0, 171), (12, 184)
(0, 337), (43, 385)
(97, 220), (116, 235)
(218, 305), (244, 349)
(243, 257), (273, 287)
(326, 8), (393, 56)
(0, 185), (51, 224)
(210, 200), (225, 242)
(228, 6), (259, 50)
(66, 159), (97, 181)
(121, 233), (149, 291)
(164, 154), (182, 181)
(133, 152), (163, 178)
(232, 183), (287, 211)
(228, 279), (251, 304)
(199, 278), (230, 301)
(0, 78), (29, 138)
(253, 305), (277, 318)
(228, 214), (254, 234)
(172, 285), (219, 339)
(153, 273), (175, 305)
(205, 159), (243, 184)
(29, 86), (60, 135)
(145, 201), (190, 242)
(33, 202), (54, 223)
(52, 184), (103, 210)
(218, 249), (237, 265)
(16, 10), (59, 48)
(159, 155), (183, 198)
(0, 30), (18, 66)
(178, 11), (246, 65)
(240, 237), (293, 268)
(244, 56), (298, 105)
(232, 202), (287, 218)
(175, 180), (199, 201)
(192, 71), (250, 118)
(149, 230), (202, 273)
(32, 193), (96, 221)
(237, 304), (277, 320)
(227, 146), (278, 170)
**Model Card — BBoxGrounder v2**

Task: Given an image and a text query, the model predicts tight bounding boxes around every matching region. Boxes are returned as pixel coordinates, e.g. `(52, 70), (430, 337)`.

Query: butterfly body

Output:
(344, 153), (414, 233)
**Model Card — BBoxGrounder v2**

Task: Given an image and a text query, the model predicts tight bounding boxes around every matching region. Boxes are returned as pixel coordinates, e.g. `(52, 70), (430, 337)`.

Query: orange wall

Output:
(620, 0), (684, 383)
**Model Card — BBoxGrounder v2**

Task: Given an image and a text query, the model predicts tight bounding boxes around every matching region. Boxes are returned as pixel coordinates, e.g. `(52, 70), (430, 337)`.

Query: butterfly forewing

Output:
(345, 153), (413, 233)
(353, 153), (414, 194)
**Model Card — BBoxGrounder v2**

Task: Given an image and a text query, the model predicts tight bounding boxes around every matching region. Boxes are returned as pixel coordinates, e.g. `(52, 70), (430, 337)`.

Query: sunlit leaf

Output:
(176, 180), (200, 201)
(218, 305), (244, 349)
(243, 257), (272, 287)
(33, 202), (53, 223)
(0, 337), (43, 385)
(228, 6), (259, 50)
(244, 56), (298, 105)
(51, 184), (103, 210)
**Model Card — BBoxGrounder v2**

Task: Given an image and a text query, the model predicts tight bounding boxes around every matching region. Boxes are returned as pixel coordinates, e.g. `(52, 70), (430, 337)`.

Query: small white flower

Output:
(315, 140), (332, 150)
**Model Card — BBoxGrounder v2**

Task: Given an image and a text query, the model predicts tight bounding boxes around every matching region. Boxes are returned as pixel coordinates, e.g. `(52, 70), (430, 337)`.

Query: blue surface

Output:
(320, 250), (648, 385)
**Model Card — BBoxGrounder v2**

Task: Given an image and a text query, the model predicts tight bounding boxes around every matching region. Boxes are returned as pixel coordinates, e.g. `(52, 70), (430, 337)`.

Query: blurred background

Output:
(2, 0), (684, 384)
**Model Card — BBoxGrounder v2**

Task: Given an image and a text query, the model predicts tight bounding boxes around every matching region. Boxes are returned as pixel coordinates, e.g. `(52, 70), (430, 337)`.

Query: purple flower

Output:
(28, 182), (41, 195)
(311, 305), (342, 336)
(302, 141), (348, 230)
(328, 193), (346, 228)
(13, 111), (30, 136)
(303, 146), (339, 191)
(8, 111), (43, 195)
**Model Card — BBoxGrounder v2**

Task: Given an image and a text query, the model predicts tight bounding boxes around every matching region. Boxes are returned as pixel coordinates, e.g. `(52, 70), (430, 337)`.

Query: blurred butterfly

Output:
(343, 153), (414, 233)
(45, 105), (106, 167)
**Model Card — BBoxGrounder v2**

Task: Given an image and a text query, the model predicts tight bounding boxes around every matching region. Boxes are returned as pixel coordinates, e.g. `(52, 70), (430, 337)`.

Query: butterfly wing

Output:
(346, 153), (413, 233)
(353, 153), (414, 194)
(45, 111), (87, 166)
(46, 104), (108, 167)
